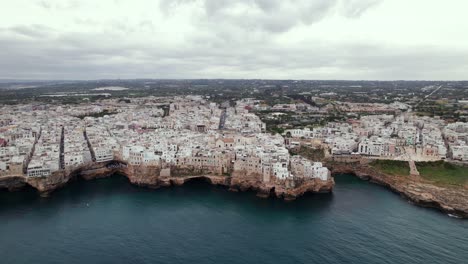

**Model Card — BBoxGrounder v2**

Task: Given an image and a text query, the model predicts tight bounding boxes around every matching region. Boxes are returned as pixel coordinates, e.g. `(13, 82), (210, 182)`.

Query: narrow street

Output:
(83, 128), (96, 162)
(218, 108), (227, 130)
(23, 128), (42, 174)
(59, 126), (65, 170)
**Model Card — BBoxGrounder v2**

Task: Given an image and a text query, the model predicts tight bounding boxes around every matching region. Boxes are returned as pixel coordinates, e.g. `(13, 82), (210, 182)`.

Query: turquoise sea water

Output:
(0, 174), (467, 264)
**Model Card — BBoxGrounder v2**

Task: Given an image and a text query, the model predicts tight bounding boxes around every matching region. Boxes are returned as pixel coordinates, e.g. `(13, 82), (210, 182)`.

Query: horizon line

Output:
(1, 78), (468, 82)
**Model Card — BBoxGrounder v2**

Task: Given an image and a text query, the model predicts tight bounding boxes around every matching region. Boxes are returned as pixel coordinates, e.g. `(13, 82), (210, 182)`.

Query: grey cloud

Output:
(201, 0), (336, 33)
(252, 0), (280, 12)
(2, 0), (467, 80)
(160, 0), (379, 34)
(341, 0), (383, 18)
(1, 27), (467, 80)
(7, 24), (54, 39)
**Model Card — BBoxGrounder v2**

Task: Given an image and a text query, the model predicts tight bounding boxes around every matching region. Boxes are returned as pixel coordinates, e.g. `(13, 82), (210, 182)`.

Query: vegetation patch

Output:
(290, 146), (325, 161)
(267, 126), (285, 135)
(416, 161), (468, 187)
(369, 160), (410, 176)
(76, 110), (118, 119)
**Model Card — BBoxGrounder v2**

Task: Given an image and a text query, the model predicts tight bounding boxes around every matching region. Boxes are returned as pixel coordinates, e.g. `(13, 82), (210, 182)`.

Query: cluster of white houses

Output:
(444, 122), (468, 161)
(63, 121), (92, 168)
(0, 97), (330, 182)
(0, 124), (38, 176)
(3, 95), (467, 182)
(285, 113), (468, 161)
(27, 121), (60, 178)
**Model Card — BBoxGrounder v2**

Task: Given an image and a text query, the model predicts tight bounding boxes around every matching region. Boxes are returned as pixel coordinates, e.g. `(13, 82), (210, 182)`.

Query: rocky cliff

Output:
(2, 160), (466, 218)
(229, 175), (334, 200)
(0, 161), (334, 201)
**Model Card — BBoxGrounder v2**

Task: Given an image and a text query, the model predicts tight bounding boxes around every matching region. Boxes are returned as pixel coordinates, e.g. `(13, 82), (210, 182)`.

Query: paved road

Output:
(414, 85), (442, 108)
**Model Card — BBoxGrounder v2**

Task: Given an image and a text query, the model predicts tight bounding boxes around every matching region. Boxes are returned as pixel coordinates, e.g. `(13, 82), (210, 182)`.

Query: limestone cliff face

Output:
(328, 162), (468, 219)
(229, 173), (263, 193)
(278, 178), (335, 200)
(228, 173), (334, 200)
(26, 171), (71, 196)
(0, 161), (334, 201)
(122, 165), (160, 187)
(0, 176), (27, 191)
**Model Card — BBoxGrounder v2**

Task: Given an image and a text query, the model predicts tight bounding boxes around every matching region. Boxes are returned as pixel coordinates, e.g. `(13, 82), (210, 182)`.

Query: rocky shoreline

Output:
(1, 161), (466, 219)
(327, 162), (468, 219)
(0, 161), (334, 200)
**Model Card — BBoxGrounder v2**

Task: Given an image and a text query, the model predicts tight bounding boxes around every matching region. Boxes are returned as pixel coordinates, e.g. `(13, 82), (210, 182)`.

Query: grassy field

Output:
(416, 161), (468, 187)
(369, 160), (410, 176)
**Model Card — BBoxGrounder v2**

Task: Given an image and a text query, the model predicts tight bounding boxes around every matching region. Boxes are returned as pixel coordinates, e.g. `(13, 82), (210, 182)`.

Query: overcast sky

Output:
(1, 0), (467, 80)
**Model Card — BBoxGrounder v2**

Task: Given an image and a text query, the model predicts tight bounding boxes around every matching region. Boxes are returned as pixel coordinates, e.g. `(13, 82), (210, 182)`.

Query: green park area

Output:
(416, 161), (468, 187)
(369, 160), (410, 176)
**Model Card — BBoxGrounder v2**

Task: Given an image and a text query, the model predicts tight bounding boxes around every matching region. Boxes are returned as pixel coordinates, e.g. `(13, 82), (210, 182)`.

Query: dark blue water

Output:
(0, 175), (466, 264)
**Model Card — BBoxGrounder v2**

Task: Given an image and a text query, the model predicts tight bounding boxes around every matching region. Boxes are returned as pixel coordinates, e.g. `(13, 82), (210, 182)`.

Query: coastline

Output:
(1, 160), (467, 218)
(327, 162), (468, 219)
(0, 161), (334, 201)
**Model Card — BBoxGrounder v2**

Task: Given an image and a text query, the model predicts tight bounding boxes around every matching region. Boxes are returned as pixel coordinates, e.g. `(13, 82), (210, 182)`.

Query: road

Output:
(218, 108), (227, 130)
(414, 85), (442, 108)
(59, 126), (65, 169)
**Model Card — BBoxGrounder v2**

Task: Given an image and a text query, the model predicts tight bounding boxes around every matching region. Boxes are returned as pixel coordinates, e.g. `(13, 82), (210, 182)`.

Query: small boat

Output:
(448, 214), (462, 219)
